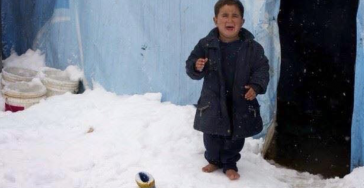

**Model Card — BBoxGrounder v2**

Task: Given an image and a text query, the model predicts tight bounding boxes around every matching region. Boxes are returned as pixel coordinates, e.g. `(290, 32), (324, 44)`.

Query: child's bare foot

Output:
(226, 169), (240, 180)
(202, 164), (219, 173)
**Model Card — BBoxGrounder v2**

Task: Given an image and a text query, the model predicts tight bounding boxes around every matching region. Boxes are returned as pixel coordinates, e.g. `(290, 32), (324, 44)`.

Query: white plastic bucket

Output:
(2, 82), (47, 112)
(40, 68), (79, 97)
(2, 82), (47, 99)
(2, 67), (38, 83)
(4, 95), (46, 111)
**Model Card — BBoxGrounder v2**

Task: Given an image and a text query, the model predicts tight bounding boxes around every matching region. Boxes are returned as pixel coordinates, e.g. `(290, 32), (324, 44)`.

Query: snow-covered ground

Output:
(0, 85), (363, 188)
(0, 50), (363, 187)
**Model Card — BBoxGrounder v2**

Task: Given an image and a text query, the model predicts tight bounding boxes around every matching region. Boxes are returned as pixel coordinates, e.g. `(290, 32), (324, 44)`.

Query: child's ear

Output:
(242, 18), (245, 25)
(213, 17), (217, 25)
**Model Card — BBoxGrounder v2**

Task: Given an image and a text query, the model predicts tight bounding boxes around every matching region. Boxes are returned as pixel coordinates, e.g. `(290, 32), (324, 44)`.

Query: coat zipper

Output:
(232, 40), (252, 100)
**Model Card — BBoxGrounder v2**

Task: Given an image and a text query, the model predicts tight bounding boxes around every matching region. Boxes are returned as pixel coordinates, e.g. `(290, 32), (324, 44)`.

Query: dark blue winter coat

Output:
(186, 28), (269, 139)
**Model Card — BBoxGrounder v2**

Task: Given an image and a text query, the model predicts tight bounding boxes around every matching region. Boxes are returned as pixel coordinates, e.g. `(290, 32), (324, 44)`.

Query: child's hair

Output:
(214, 0), (244, 18)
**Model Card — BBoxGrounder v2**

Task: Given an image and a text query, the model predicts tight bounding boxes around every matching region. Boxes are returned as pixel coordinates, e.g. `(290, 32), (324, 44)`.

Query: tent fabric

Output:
(1, 1), (56, 57)
(2, 0), (281, 138)
(351, 0), (364, 170)
(33, 0), (81, 70)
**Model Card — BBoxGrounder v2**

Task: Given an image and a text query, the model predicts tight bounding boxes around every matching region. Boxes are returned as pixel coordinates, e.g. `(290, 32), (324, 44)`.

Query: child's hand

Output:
(195, 58), (208, 72)
(243, 85), (256, 101)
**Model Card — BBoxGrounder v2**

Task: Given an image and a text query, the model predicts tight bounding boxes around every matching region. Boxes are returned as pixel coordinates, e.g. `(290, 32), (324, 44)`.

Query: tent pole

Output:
(262, 117), (277, 157)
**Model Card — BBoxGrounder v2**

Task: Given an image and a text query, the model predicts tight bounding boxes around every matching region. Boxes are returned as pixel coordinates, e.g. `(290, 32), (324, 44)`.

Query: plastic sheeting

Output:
(33, 0), (81, 70)
(1, 1), (56, 57)
(2, 0), (281, 138)
(351, 0), (364, 170)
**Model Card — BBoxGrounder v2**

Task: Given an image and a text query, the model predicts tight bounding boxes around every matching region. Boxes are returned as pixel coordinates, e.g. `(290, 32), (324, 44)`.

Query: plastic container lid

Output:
(135, 172), (155, 188)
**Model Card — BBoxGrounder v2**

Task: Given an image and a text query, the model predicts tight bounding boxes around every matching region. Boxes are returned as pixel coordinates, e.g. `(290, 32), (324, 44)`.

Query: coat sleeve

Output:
(249, 42), (270, 94)
(185, 40), (207, 80)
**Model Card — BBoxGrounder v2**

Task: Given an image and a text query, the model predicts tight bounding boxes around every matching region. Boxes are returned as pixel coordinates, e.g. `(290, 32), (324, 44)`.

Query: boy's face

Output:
(213, 4), (244, 42)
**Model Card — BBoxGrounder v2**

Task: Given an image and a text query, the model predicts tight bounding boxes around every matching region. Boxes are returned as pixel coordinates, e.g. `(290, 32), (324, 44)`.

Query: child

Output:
(185, 0), (269, 180)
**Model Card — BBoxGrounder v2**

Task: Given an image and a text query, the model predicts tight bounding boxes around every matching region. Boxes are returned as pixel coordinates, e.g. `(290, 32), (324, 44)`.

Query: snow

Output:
(2, 49), (45, 71)
(0, 43), (363, 187)
(64, 66), (84, 82)
(0, 86), (363, 188)
(2, 49), (82, 84)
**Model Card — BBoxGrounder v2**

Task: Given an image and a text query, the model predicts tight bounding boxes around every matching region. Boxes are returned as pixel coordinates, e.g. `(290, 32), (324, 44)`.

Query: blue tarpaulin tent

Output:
(352, 0), (364, 170)
(1, 0), (363, 170)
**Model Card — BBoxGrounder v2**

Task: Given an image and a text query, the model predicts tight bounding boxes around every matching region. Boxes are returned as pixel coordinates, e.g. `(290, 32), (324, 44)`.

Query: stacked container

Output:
(1, 67), (46, 112)
(40, 68), (79, 97)
(1, 67), (80, 112)
(1, 67), (38, 87)
(2, 82), (47, 112)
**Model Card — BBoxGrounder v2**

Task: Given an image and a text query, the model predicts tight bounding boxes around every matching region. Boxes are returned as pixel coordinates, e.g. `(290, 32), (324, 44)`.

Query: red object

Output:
(5, 103), (25, 112)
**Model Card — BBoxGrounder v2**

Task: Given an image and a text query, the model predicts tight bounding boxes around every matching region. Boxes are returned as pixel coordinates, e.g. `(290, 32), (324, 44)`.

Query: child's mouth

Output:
(226, 26), (235, 31)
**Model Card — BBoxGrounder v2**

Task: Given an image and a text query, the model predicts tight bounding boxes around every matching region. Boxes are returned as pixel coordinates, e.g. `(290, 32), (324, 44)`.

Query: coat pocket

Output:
(197, 104), (210, 117)
(245, 104), (263, 136)
(248, 105), (258, 118)
(235, 101), (263, 137)
(193, 95), (223, 134)
(196, 92), (220, 118)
